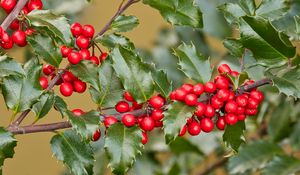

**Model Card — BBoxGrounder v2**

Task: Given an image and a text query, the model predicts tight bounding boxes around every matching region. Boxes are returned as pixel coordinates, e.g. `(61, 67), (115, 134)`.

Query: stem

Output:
(197, 157), (228, 175)
(1, 0), (29, 30)
(236, 78), (272, 95)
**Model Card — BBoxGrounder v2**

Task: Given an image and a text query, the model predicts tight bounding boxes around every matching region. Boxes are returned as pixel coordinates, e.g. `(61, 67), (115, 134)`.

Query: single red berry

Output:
(155, 121), (163, 127)
(70, 22), (82, 37)
(200, 118), (214, 133)
(216, 89), (230, 101)
(60, 82), (73, 97)
(136, 116), (143, 124)
(169, 91), (176, 101)
(245, 108), (257, 116)
(132, 101), (143, 110)
(82, 24), (95, 38)
(21, 6), (28, 14)
(178, 125), (187, 137)
(104, 116), (118, 127)
(236, 107), (245, 115)
(149, 95), (165, 109)
(250, 90), (264, 103)
(186, 117), (195, 124)
(73, 80), (87, 93)
(39, 76), (48, 90)
(122, 114), (136, 127)
(27, 0), (43, 11)
(187, 122), (201, 136)
(216, 117), (226, 130)
(42, 64), (55, 75)
(181, 84), (193, 93)
(60, 45), (72, 57)
(184, 93), (198, 106)
(218, 64), (231, 74)
(225, 113), (238, 125)
(215, 77), (229, 89)
(25, 28), (35, 35)
(230, 71), (239, 77)
(123, 91), (134, 102)
(68, 52), (82, 65)
(193, 83), (205, 96)
(140, 116), (155, 131)
(195, 103), (206, 117)
(204, 82), (216, 93)
(175, 89), (187, 101)
(89, 56), (100, 65)
(211, 96), (224, 109)
(141, 132), (148, 145)
(76, 35), (90, 49)
(79, 49), (90, 60)
(228, 91), (235, 101)
(72, 109), (85, 116)
(1, 0), (16, 12)
(62, 71), (76, 82)
(237, 114), (246, 121)
(9, 19), (19, 30)
(12, 30), (26, 47)
(225, 100), (238, 113)
(100, 52), (108, 61)
(151, 109), (164, 121)
(247, 98), (259, 109)
(1, 31), (11, 43)
(1, 36), (13, 49)
(115, 101), (130, 113)
(92, 130), (101, 142)
(204, 105), (215, 118)
(236, 95), (248, 107)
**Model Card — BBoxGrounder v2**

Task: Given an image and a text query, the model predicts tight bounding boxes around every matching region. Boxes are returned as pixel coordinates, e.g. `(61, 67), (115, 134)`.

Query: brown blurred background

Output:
(0, 1), (167, 174)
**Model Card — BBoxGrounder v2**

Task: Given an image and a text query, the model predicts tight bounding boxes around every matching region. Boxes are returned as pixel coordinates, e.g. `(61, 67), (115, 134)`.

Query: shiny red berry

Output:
(228, 91), (235, 101)
(175, 89), (187, 101)
(89, 56), (100, 65)
(27, 0), (43, 11)
(200, 118), (214, 133)
(204, 105), (215, 118)
(62, 71), (76, 82)
(92, 130), (101, 141)
(79, 49), (90, 60)
(104, 116), (118, 127)
(188, 122), (201, 136)
(60, 45), (72, 57)
(132, 101), (143, 110)
(204, 82), (216, 93)
(115, 101), (130, 113)
(140, 116), (155, 131)
(42, 64), (55, 75)
(25, 28), (35, 35)
(184, 93), (198, 106)
(73, 80), (87, 93)
(68, 52), (82, 65)
(149, 95), (165, 109)
(123, 91), (134, 102)
(141, 132), (148, 145)
(230, 71), (239, 77)
(1, 37), (13, 49)
(195, 103), (206, 117)
(72, 109), (85, 116)
(1, 0), (16, 12)
(181, 84), (193, 93)
(236, 95), (248, 107)
(39, 76), (48, 90)
(236, 107), (245, 115)
(237, 114), (246, 121)
(218, 64), (231, 74)
(211, 96), (224, 109)
(169, 91), (176, 101)
(247, 98), (259, 109)
(76, 35), (90, 49)
(250, 90), (264, 103)
(9, 19), (19, 30)
(70, 22), (82, 37)
(60, 82), (73, 97)
(245, 108), (257, 116)
(151, 109), (164, 121)
(100, 52), (108, 61)
(122, 114), (136, 127)
(216, 117), (226, 130)
(178, 125), (187, 136)
(215, 77), (229, 89)
(225, 113), (238, 125)
(216, 89), (230, 101)
(193, 83), (205, 96)
(225, 100), (238, 113)
(82, 24), (95, 38)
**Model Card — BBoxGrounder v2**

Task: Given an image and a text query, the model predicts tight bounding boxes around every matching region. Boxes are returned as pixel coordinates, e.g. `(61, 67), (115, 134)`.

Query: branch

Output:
(236, 78), (272, 95)
(0, 0), (28, 30)
(197, 157), (228, 175)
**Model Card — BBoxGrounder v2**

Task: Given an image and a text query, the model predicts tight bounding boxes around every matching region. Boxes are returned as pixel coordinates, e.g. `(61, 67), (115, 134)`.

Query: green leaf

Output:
(54, 95), (68, 117)
(256, 0), (289, 20)
(218, 3), (245, 25)
(143, 0), (203, 28)
(0, 128), (17, 170)
(110, 15), (139, 33)
(67, 110), (100, 141)
(174, 43), (212, 83)
(27, 34), (62, 67)
(223, 38), (244, 58)
(290, 119), (300, 150)
(105, 123), (143, 175)
(0, 55), (25, 78)
(169, 137), (203, 155)
(240, 16), (296, 66)
(94, 33), (135, 50)
(152, 70), (172, 98)
(239, 0), (256, 16)
(228, 141), (283, 174)
(111, 46), (154, 103)
(50, 130), (94, 175)
(27, 10), (73, 45)
(163, 102), (195, 144)
(89, 61), (123, 107)
(223, 121), (245, 152)
(32, 92), (55, 120)
(262, 156), (300, 175)
(167, 162), (181, 175)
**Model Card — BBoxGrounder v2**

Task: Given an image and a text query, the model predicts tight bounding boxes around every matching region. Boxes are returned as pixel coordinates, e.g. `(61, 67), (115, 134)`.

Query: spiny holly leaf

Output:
(290, 120), (300, 150)
(267, 66), (300, 98)
(111, 46), (154, 103)
(163, 102), (195, 144)
(223, 38), (244, 58)
(174, 43), (212, 83)
(67, 110), (100, 141)
(50, 130), (94, 175)
(27, 10), (73, 45)
(143, 0), (203, 28)
(110, 15), (139, 33)
(228, 141), (283, 174)
(32, 92), (55, 120)
(152, 69), (172, 98)
(27, 33), (62, 67)
(240, 16), (296, 66)
(89, 61), (123, 107)
(105, 123), (143, 175)
(239, 0), (255, 16)
(223, 121), (245, 152)
(218, 3), (245, 25)
(256, 0), (289, 20)
(169, 137), (203, 155)
(94, 33), (135, 50)
(0, 55), (25, 78)
(54, 95), (68, 118)
(262, 156), (300, 175)
(0, 128), (17, 171)
(69, 61), (100, 90)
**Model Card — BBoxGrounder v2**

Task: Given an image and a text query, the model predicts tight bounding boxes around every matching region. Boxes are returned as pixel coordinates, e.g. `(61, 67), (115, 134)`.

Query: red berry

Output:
(225, 100), (238, 113)
(218, 64), (231, 74)
(193, 83), (205, 96)
(155, 121), (163, 127)
(228, 91), (235, 101)
(140, 116), (155, 131)
(92, 130), (101, 141)
(60, 82), (73, 97)
(216, 117), (226, 130)
(169, 91), (176, 101)
(186, 117), (195, 124)
(195, 103), (206, 117)
(236, 107), (245, 115)
(204, 82), (216, 93)
(79, 49), (90, 60)
(100, 52), (108, 61)
(175, 89), (187, 101)
(215, 77), (229, 89)
(73, 80), (86, 93)
(122, 114), (136, 127)
(181, 84), (193, 93)
(51, 74), (63, 85)
(104, 116), (118, 127)
(230, 71), (239, 77)
(237, 114), (246, 121)
(204, 105), (215, 118)
(178, 125), (187, 136)
(1, 0), (16, 12)
(76, 35), (90, 49)
(250, 90), (264, 103)
(89, 56), (100, 65)
(25, 28), (35, 35)
(187, 122), (201, 136)
(151, 109), (164, 121)
(142, 132), (148, 145)
(70, 22), (82, 37)
(123, 91), (134, 102)
(216, 89), (230, 101)
(60, 45), (72, 57)
(115, 101), (130, 113)
(184, 93), (198, 106)
(236, 95), (248, 107)
(132, 101), (143, 110)
(82, 24), (95, 38)
(225, 113), (238, 125)
(62, 71), (76, 82)
(211, 96), (224, 109)
(42, 64), (55, 75)
(68, 52), (82, 65)
(21, 6), (28, 14)
(9, 19), (19, 30)
(245, 108), (257, 116)
(27, 0), (43, 11)
(39, 76), (48, 90)
(1, 36), (13, 49)
(1, 31), (11, 43)
(247, 98), (259, 109)
(200, 118), (214, 133)
(149, 96), (165, 109)
(72, 109), (85, 116)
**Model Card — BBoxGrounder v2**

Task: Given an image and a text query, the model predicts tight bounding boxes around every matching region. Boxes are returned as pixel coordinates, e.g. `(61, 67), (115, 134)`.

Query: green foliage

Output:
(0, 55), (25, 78)
(32, 92), (55, 120)
(54, 95), (68, 117)
(110, 15), (139, 33)
(223, 121), (245, 152)
(95, 33), (135, 50)
(151, 69), (172, 98)
(262, 156), (300, 175)
(0, 128), (17, 171)
(169, 137), (203, 155)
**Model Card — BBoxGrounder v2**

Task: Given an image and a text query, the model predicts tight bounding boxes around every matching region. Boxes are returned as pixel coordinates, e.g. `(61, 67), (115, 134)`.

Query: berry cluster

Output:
(0, 0), (42, 49)
(169, 64), (264, 136)
(60, 22), (108, 66)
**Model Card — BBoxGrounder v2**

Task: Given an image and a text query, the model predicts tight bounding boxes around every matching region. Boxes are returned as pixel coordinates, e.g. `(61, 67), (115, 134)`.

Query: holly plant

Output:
(0, 0), (300, 175)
